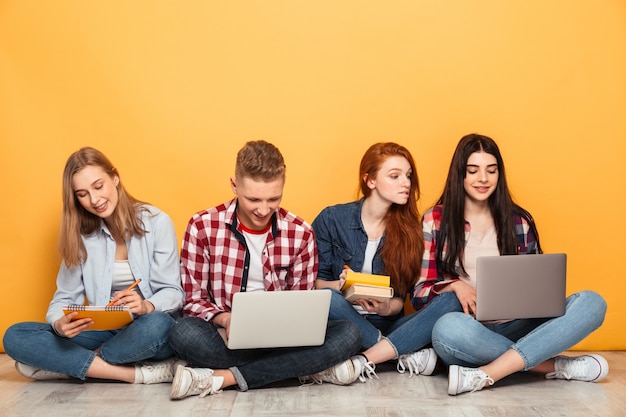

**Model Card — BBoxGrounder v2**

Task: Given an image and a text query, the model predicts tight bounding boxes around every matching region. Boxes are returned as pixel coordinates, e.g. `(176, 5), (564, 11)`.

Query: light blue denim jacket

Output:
(46, 205), (184, 325)
(312, 199), (386, 284)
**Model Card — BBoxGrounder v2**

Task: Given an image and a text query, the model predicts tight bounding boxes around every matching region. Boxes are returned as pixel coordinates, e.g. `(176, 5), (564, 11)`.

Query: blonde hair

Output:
(58, 147), (149, 267)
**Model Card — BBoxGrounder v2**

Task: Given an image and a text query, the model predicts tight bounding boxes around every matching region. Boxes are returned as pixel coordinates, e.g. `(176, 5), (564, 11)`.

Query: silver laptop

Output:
(218, 290), (331, 349)
(475, 253), (567, 321)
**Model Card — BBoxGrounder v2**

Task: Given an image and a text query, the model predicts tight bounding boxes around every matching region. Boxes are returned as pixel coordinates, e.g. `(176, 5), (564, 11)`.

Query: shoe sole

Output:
(169, 365), (187, 400)
(447, 365), (461, 395)
(421, 349), (437, 376)
(340, 358), (358, 385)
(15, 362), (71, 380)
(586, 354), (610, 382)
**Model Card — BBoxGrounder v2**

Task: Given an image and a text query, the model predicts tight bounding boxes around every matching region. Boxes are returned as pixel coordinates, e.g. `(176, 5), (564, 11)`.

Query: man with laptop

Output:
(168, 140), (362, 400)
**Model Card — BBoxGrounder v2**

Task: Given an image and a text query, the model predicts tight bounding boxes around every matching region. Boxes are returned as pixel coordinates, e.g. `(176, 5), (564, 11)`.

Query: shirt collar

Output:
(226, 198), (279, 238)
(350, 198), (367, 230)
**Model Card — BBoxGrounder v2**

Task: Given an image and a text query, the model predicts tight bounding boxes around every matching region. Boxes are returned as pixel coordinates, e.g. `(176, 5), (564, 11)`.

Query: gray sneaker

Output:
(397, 348), (437, 377)
(546, 354), (609, 382)
(448, 365), (494, 395)
(170, 365), (222, 400)
(15, 362), (71, 380)
(139, 357), (187, 384)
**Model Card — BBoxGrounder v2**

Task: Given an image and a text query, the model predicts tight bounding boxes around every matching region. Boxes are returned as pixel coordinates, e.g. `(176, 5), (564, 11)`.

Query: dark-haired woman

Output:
(420, 134), (608, 395)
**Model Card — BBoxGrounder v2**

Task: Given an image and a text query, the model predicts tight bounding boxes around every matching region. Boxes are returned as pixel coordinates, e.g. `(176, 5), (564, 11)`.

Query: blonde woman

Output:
(4, 147), (184, 384)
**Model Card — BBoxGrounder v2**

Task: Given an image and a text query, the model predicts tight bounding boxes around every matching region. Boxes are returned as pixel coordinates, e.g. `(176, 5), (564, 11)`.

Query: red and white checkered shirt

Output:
(180, 198), (318, 321)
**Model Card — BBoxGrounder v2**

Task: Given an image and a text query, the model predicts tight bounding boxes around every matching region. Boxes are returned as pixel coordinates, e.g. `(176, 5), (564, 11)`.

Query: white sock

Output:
(213, 376), (225, 391)
(134, 365), (144, 384)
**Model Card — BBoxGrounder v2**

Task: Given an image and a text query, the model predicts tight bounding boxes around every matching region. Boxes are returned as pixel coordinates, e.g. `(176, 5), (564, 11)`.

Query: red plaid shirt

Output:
(412, 205), (539, 310)
(180, 198), (318, 321)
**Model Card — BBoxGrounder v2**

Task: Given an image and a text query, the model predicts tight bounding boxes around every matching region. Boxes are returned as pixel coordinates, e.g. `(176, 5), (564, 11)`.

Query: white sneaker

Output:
(139, 357), (187, 384)
(15, 362), (71, 380)
(448, 365), (494, 396)
(351, 355), (378, 382)
(299, 357), (358, 386)
(170, 365), (224, 400)
(397, 348), (437, 377)
(546, 354), (609, 382)
(299, 355), (378, 386)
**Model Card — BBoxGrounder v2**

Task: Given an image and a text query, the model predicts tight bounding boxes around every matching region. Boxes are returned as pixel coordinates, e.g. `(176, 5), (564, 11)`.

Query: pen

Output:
(106, 279), (141, 306)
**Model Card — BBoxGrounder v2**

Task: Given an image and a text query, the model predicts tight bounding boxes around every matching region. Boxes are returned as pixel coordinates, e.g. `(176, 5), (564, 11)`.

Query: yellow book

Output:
(342, 271), (390, 290)
(63, 305), (134, 331)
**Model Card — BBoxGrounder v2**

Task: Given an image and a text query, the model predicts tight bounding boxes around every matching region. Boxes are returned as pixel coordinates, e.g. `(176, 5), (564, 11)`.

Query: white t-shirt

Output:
(243, 231), (269, 292)
(111, 260), (136, 298)
(239, 218), (272, 292)
(462, 225), (499, 288)
(354, 237), (381, 315)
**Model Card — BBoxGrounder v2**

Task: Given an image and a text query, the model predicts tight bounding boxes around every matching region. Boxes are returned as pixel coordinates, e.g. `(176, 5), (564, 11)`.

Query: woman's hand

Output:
(108, 289), (154, 316)
(355, 298), (387, 315)
(337, 266), (349, 290)
(449, 280), (477, 316)
(354, 296), (403, 317)
(54, 313), (93, 338)
(315, 266), (349, 290)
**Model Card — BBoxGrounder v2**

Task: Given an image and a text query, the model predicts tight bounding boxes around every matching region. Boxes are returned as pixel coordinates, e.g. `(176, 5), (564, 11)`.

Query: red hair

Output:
(359, 143), (423, 295)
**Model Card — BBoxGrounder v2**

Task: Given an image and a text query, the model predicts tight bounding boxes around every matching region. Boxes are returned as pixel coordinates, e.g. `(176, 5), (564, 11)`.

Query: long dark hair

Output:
(359, 142), (423, 295)
(436, 133), (541, 277)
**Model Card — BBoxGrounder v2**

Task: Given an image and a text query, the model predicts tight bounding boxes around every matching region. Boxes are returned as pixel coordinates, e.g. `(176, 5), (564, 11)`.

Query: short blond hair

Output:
(235, 140), (286, 181)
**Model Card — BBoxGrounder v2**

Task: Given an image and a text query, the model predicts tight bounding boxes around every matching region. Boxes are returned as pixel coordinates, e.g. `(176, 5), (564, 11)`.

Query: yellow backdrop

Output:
(1, 1), (624, 352)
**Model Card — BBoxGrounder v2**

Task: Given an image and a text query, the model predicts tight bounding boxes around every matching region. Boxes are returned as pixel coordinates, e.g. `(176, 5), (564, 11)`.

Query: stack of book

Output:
(341, 271), (393, 302)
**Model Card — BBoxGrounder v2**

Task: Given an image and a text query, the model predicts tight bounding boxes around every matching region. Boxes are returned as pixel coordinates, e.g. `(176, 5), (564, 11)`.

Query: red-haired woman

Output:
(306, 142), (462, 384)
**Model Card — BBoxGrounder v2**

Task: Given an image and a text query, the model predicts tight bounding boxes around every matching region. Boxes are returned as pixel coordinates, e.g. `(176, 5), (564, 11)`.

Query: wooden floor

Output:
(1, 351), (624, 417)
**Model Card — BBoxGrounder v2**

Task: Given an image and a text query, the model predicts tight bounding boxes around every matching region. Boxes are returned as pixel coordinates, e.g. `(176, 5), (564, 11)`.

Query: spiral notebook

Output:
(63, 305), (134, 330)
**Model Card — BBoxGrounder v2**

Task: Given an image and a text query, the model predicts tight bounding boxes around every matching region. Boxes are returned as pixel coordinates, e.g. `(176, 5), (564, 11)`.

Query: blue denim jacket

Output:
(312, 199), (386, 283)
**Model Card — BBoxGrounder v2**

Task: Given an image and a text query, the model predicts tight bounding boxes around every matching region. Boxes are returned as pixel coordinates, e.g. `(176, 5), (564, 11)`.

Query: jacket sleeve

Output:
(411, 208), (458, 310)
(139, 209), (184, 314)
(311, 207), (337, 281)
(46, 262), (86, 326)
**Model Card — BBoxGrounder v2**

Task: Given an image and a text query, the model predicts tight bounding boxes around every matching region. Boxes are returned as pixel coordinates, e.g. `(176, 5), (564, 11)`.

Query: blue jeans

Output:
(3, 312), (175, 380)
(431, 290), (607, 370)
(168, 317), (361, 391)
(325, 288), (462, 356)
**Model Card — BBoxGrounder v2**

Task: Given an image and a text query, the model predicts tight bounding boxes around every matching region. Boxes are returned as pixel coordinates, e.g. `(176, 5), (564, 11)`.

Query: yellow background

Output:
(1, 1), (624, 352)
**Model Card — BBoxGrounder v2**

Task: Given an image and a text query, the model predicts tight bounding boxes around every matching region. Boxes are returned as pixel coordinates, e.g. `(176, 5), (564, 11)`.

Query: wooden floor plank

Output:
(0, 351), (623, 417)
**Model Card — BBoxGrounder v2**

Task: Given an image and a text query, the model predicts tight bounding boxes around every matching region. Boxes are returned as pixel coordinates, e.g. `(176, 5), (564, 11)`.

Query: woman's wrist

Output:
(52, 319), (66, 337)
(142, 300), (155, 315)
